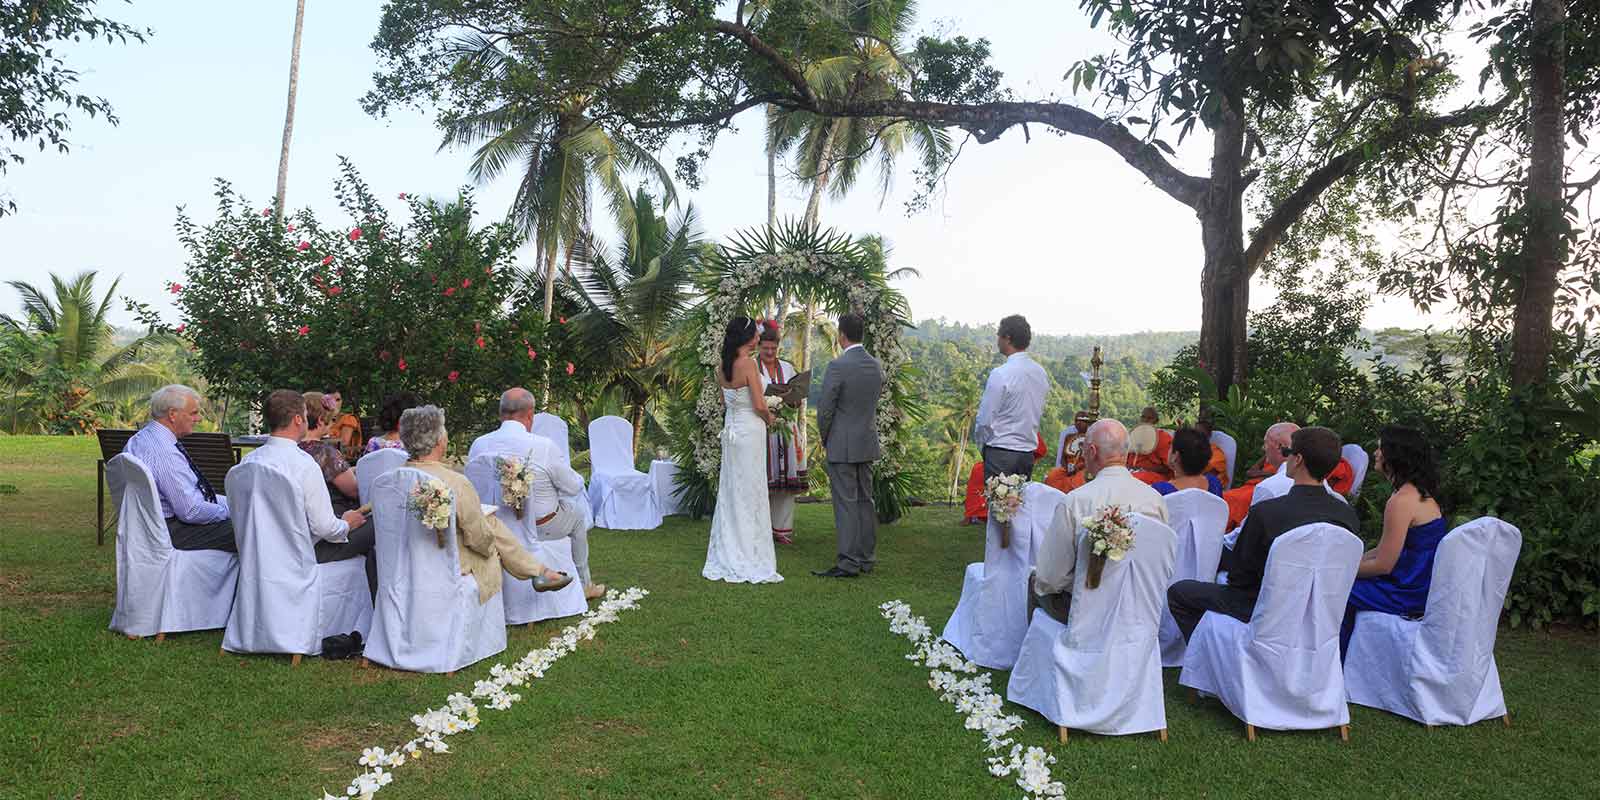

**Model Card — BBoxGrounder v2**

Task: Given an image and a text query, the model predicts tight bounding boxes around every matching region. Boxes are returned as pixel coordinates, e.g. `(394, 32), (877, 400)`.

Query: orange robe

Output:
(1129, 429), (1174, 484)
(963, 461), (987, 521)
(1206, 444), (1230, 488)
(1223, 458), (1274, 530)
(1044, 466), (1088, 494)
(1326, 458), (1355, 496)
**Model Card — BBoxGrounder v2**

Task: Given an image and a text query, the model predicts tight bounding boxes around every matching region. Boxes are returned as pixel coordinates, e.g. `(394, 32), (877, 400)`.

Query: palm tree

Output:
(2, 271), (168, 433)
(436, 34), (676, 322)
(564, 187), (702, 452)
(273, 0), (306, 221)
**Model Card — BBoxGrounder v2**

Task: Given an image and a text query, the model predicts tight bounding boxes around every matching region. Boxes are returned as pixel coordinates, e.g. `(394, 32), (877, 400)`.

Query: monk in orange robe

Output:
(962, 461), (987, 524)
(1129, 407), (1174, 485)
(1325, 457), (1355, 496)
(1043, 411), (1093, 494)
(1222, 422), (1300, 530)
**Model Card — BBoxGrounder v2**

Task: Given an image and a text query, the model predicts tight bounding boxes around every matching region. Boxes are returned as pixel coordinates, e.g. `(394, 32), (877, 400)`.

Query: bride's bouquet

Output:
(495, 454), (533, 519)
(408, 478), (454, 546)
(983, 473), (1026, 548)
(1083, 505), (1136, 589)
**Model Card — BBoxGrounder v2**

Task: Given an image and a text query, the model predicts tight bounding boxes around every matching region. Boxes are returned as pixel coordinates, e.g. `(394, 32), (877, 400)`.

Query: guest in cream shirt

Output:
(1030, 419), (1168, 624)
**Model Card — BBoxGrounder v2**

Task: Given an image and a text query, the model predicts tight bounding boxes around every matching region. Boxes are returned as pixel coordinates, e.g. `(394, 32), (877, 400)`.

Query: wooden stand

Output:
(1157, 728), (1168, 742)
(290, 654), (302, 667)
(1245, 724), (1256, 742)
(1058, 726), (1069, 744)
(1338, 724), (1350, 742)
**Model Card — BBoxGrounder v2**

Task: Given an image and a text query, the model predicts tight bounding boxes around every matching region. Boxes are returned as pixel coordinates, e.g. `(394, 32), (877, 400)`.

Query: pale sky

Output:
(0, 0), (1458, 335)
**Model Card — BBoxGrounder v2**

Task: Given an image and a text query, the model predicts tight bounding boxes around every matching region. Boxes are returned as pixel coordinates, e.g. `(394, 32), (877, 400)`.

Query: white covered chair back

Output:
(1345, 517), (1522, 725)
(1210, 430), (1237, 482)
(463, 456), (586, 625)
(585, 415), (662, 530)
(364, 468), (507, 673)
(356, 446), (410, 507)
(222, 461), (372, 656)
(1341, 444), (1370, 497)
(1158, 489), (1229, 666)
(1179, 522), (1362, 731)
(106, 453), (238, 638)
(941, 482), (1069, 669)
(1005, 513), (1178, 736)
(532, 413), (572, 464)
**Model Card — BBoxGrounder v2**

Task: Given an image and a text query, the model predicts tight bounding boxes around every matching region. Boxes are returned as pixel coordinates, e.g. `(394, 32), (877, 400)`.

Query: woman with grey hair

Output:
(398, 406), (572, 603)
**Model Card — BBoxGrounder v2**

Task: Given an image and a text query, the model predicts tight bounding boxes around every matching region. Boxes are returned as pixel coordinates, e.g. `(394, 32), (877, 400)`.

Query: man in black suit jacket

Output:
(1168, 426), (1360, 640)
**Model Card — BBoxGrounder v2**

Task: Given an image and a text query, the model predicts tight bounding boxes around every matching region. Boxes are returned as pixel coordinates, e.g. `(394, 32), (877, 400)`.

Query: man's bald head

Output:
(499, 387), (536, 428)
(1263, 422), (1300, 468)
(1085, 418), (1130, 473)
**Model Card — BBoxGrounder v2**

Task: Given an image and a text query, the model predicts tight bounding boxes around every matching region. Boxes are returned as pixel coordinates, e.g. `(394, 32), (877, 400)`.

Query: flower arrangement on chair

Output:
(984, 473), (1026, 548)
(494, 455), (533, 519)
(407, 478), (453, 546)
(1083, 504), (1136, 589)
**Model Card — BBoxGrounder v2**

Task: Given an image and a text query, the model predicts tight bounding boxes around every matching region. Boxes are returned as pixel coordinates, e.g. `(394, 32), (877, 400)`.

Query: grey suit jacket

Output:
(817, 344), (886, 464)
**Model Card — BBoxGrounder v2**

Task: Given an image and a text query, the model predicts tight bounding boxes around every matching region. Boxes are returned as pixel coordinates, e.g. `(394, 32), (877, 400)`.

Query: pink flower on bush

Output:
(379, 350), (391, 361)
(527, 347), (537, 361)
(175, 323), (187, 334)
(447, 370), (459, 382)
(397, 357), (407, 371)
(566, 362), (575, 376)
(168, 283), (183, 294)
(424, 243), (432, 251)
(328, 286), (342, 296)
(474, 336), (486, 349)
(461, 278), (471, 288)
(444, 287), (456, 297)
(398, 192), (408, 200)
(484, 266), (492, 275)
(558, 317), (566, 324)
(286, 223), (295, 233)
(321, 255), (333, 266)
(296, 241), (310, 251)
(348, 227), (362, 241)
(261, 208), (271, 217)
(297, 325), (309, 336)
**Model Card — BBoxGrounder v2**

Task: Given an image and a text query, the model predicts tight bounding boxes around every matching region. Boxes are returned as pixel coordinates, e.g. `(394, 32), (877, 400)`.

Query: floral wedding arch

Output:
(670, 222), (918, 521)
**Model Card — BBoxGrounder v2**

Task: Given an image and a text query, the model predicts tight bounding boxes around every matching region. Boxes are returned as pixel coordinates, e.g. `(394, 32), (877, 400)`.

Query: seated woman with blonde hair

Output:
(398, 405), (573, 602)
(299, 391), (360, 513)
(1341, 424), (1447, 657)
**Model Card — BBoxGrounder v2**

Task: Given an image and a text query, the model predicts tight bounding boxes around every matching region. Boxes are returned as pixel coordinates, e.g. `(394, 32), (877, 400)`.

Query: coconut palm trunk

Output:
(273, 0), (306, 221)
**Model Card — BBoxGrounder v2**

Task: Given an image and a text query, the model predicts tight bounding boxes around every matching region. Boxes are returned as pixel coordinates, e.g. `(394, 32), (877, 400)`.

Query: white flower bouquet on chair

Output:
(1083, 504), (1136, 589)
(984, 473), (1026, 548)
(494, 455), (533, 519)
(407, 479), (452, 540)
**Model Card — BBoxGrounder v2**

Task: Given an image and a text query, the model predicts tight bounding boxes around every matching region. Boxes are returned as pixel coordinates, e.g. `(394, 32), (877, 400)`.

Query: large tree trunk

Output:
(630, 399), (645, 459)
(273, 0), (306, 222)
(1511, 0), (1568, 388)
(1196, 108), (1250, 399)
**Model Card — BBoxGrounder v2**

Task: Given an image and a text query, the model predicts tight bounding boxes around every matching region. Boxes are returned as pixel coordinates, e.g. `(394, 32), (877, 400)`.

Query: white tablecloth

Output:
(649, 460), (685, 516)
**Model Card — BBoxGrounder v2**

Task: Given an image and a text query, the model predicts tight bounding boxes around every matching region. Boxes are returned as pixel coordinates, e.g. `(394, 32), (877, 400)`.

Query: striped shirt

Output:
(124, 421), (231, 524)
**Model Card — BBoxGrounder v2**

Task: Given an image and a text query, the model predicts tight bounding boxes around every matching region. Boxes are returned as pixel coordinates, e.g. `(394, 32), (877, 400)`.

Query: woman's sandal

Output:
(532, 571), (574, 592)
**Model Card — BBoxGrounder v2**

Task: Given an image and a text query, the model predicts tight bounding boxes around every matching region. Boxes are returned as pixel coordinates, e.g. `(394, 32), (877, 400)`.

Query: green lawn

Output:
(1, 434), (1595, 799)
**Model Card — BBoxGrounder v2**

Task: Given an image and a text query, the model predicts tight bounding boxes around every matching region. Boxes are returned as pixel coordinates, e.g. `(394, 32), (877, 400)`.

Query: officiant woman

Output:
(758, 322), (807, 545)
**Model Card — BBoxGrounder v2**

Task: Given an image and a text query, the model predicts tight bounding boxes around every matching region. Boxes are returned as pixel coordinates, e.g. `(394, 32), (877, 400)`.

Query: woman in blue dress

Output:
(1341, 424), (1447, 657)
(1151, 428), (1224, 497)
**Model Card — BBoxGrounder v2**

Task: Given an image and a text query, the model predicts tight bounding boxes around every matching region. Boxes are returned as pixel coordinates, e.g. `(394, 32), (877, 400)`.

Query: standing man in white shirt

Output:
(1029, 419), (1168, 624)
(239, 390), (375, 596)
(467, 387), (606, 599)
(973, 315), (1050, 482)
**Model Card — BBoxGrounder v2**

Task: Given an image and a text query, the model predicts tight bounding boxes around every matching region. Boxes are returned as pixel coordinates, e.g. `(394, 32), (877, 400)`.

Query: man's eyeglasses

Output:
(1279, 446), (1299, 459)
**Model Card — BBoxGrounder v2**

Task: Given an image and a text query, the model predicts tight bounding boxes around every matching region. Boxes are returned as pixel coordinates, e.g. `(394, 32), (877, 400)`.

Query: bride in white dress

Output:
(702, 317), (784, 583)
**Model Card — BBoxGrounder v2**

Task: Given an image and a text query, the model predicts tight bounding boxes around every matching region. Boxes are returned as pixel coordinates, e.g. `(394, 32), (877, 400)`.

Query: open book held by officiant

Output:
(763, 370), (810, 408)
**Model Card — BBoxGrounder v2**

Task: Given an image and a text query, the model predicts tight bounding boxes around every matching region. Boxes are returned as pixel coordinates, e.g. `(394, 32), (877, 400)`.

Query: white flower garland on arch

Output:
(879, 600), (1066, 798)
(318, 587), (649, 800)
(691, 251), (910, 482)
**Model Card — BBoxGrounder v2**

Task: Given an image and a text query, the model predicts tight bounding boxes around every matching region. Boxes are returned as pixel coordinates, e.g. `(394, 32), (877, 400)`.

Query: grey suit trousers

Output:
(827, 461), (876, 575)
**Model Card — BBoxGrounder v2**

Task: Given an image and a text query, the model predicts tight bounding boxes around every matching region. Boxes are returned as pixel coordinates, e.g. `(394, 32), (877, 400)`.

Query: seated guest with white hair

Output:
(124, 384), (236, 552)
(242, 390), (377, 595)
(1166, 426), (1360, 641)
(1029, 419), (1169, 624)
(401, 405), (574, 603)
(467, 388), (607, 600)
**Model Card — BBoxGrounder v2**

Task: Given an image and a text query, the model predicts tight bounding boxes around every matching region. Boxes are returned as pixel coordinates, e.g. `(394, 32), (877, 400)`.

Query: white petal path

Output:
(879, 600), (1065, 798)
(320, 587), (650, 800)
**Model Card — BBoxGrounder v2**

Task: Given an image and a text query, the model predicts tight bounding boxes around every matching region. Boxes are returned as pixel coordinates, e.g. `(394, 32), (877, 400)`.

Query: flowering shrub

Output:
(141, 159), (580, 436)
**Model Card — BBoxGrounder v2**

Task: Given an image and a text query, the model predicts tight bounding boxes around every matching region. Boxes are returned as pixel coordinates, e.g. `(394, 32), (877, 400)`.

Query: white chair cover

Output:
(650, 459), (687, 516)
(463, 456), (587, 625)
(221, 461), (372, 656)
(356, 447), (410, 507)
(364, 468), (507, 673)
(1158, 489), (1229, 667)
(586, 415), (662, 530)
(1341, 444), (1370, 497)
(532, 412), (594, 529)
(1345, 517), (1521, 726)
(1179, 523), (1362, 731)
(941, 482), (1069, 669)
(106, 454), (238, 638)
(1006, 513), (1178, 735)
(1210, 430), (1237, 483)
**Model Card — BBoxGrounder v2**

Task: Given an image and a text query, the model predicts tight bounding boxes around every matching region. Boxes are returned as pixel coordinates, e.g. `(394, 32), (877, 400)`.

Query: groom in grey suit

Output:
(813, 312), (885, 578)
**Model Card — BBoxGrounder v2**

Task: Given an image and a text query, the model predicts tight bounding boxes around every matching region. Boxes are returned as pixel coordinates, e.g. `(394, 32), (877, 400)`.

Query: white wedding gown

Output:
(702, 386), (784, 583)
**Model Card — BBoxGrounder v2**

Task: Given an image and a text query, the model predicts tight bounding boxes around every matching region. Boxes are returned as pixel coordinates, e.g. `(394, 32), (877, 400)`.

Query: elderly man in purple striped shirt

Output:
(124, 384), (236, 552)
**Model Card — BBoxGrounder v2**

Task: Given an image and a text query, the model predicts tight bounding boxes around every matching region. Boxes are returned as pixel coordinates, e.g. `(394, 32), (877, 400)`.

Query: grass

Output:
(1, 433), (1596, 799)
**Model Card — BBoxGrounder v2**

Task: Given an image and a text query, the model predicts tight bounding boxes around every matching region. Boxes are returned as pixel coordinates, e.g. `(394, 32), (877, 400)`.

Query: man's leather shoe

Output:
(811, 567), (857, 578)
